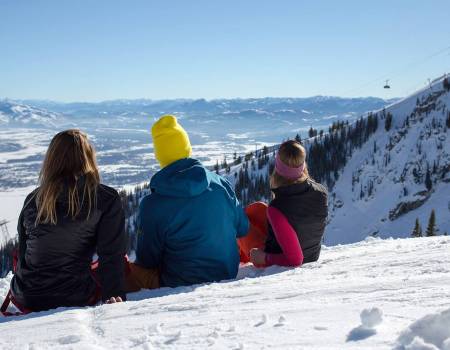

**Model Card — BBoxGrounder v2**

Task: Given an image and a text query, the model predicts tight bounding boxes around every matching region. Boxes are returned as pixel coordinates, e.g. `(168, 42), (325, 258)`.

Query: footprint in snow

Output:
(129, 334), (151, 347)
(57, 335), (82, 344)
(254, 314), (267, 327)
(209, 331), (220, 339)
(148, 323), (163, 335)
(274, 315), (286, 327)
(227, 325), (236, 332)
(164, 331), (182, 345)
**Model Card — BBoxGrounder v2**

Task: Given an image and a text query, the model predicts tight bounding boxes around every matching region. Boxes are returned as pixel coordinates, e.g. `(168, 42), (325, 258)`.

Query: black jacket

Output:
(265, 179), (328, 263)
(11, 180), (126, 311)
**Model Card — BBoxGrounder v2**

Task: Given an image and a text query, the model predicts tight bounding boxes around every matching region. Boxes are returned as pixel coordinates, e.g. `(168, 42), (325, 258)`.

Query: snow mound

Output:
(361, 307), (383, 328)
(347, 308), (383, 342)
(395, 308), (450, 350)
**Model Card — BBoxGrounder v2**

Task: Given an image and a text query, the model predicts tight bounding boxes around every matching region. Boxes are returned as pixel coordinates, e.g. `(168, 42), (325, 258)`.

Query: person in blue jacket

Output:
(126, 115), (249, 291)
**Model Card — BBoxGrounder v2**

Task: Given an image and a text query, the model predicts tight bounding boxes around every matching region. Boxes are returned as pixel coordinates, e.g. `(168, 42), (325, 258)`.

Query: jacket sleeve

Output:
(235, 202), (249, 238)
(17, 192), (36, 269)
(96, 194), (127, 301)
(219, 175), (249, 238)
(265, 206), (303, 267)
(135, 196), (164, 268)
(16, 205), (26, 270)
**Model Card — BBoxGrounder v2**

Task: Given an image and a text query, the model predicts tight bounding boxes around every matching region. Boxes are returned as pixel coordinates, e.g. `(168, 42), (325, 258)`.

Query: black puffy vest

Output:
(265, 179), (328, 263)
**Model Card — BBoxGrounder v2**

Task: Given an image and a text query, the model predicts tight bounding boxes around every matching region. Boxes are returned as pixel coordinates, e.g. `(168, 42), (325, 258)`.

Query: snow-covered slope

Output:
(0, 100), (62, 127)
(326, 76), (450, 244)
(1, 236), (449, 349)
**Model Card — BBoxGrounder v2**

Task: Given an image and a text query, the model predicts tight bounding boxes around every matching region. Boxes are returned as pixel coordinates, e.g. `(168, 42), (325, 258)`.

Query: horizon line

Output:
(1, 95), (401, 105)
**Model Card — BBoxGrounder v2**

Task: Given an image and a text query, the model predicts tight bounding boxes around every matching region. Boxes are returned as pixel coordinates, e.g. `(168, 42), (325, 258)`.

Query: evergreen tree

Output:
(385, 112), (393, 131)
(432, 161), (437, 174)
(221, 156), (228, 170)
(214, 160), (219, 174)
(425, 209), (437, 237)
(443, 77), (450, 91)
(295, 133), (302, 144)
(411, 218), (422, 238)
(425, 164), (432, 191)
(308, 127), (317, 138)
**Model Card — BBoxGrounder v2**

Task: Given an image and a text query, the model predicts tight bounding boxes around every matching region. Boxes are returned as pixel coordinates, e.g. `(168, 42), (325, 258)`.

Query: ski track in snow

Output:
(1, 236), (450, 349)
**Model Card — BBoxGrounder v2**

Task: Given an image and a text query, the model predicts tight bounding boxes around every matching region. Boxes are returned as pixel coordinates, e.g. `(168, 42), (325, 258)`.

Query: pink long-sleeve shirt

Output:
(265, 206), (304, 267)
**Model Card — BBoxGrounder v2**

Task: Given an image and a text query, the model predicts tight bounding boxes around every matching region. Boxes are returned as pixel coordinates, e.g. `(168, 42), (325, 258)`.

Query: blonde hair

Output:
(35, 129), (100, 225)
(270, 140), (309, 189)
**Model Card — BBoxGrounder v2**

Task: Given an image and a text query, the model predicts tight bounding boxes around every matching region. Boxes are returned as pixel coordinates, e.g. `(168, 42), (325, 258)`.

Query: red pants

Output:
(238, 202), (269, 263)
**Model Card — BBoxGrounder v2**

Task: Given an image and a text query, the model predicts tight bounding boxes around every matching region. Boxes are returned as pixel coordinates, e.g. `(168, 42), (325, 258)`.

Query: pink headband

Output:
(275, 153), (305, 180)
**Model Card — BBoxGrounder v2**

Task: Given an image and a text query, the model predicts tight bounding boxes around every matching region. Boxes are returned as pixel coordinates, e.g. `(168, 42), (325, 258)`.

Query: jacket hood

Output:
(150, 158), (211, 198)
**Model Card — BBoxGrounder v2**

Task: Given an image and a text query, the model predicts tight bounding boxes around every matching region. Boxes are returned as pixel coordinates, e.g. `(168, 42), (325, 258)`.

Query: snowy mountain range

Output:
(0, 95), (392, 191)
(0, 100), (62, 127)
(15, 96), (395, 119)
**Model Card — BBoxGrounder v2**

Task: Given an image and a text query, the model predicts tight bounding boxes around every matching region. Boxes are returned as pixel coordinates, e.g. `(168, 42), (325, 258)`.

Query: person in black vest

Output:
(3, 130), (126, 314)
(238, 140), (328, 267)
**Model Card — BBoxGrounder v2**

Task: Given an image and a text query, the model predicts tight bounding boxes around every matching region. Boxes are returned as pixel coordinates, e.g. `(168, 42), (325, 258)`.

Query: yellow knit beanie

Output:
(151, 115), (192, 168)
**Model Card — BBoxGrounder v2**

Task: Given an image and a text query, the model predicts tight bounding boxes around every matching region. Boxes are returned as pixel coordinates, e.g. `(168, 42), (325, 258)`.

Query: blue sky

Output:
(1, 0), (449, 101)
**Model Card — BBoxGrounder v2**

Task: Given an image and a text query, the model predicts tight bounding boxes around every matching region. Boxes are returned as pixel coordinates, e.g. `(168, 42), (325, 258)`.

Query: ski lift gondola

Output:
(384, 79), (390, 89)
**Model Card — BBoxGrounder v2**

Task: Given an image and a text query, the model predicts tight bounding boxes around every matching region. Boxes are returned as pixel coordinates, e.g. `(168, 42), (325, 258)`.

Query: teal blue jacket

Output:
(136, 158), (249, 288)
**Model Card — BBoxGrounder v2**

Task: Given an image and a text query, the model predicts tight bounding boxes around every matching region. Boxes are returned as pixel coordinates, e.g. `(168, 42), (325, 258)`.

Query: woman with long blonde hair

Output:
(4, 130), (126, 313)
(238, 140), (328, 267)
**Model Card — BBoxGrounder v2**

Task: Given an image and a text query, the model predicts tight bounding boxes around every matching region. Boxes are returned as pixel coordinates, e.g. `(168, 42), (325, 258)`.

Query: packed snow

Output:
(1, 236), (449, 349)
(396, 308), (450, 350)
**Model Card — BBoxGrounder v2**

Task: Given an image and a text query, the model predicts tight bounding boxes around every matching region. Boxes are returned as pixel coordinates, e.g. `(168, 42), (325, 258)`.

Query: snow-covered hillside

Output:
(0, 100), (61, 127)
(327, 76), (450, 244)
(228, 74), (450, 245)
(1, 236), (449, 349)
